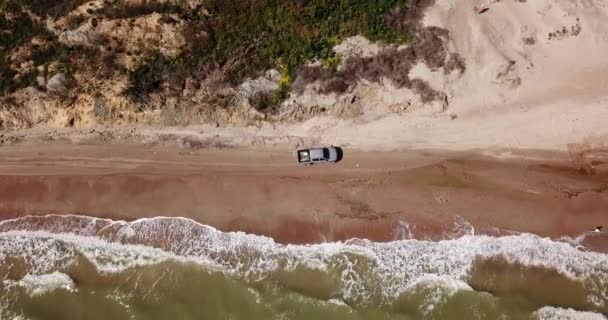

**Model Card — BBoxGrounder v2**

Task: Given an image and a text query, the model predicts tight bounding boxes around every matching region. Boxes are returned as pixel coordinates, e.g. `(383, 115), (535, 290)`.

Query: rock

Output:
(239, 69), (280, 100)
(334, 35), (383, 60)
(59, 28), (90, 46)
(46, 73), (69, 95)
(332, 94), (364, 119)
(265, 69), (280, 82)
(388, 103), (410, 113)
(36, 76), (46, 88)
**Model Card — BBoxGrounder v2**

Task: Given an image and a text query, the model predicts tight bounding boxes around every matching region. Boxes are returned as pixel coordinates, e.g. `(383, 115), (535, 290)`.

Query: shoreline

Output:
(2, 213), (608, 318)
(0, 142), (606, 252)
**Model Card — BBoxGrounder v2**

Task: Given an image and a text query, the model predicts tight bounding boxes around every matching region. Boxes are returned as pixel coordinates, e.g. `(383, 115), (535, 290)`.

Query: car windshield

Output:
(323, 148), (330, 159)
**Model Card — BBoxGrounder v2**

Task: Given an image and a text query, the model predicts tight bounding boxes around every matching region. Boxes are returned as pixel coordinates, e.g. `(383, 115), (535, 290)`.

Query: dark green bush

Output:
(126, 51), (191, 102)
(91, 0), (208, 22)
(124, 0), (412, 102)
(0, 10), (49, 94)
(1, 0), (89, 18)
(3, 0), (437, 108)
(205, 0), (410, 83)
(0, 6), (104, 94)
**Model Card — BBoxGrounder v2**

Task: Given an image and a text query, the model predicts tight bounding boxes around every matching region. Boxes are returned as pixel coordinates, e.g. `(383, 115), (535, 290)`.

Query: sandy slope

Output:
(2, 0), (607, 155)
(142, 0), (608, 152)
(313, 0), (608, 151)
(327, 0), (597, 149)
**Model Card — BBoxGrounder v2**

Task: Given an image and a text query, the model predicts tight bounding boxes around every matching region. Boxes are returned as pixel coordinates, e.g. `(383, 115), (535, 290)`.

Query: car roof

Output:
(309, 149), (324, 159)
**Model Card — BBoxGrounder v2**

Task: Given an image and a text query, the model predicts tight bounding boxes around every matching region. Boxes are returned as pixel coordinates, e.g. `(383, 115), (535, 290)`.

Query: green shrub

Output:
(322, 53), (342, 72)
(124, 0), (412, 104)
(126, 51), (191, 102)
(0, 10), (49, 94)
(1, 0), (89, 18)
(206, 0), (410, 83)
(0, 6), (104, 94)
(3, 0), (419, 108)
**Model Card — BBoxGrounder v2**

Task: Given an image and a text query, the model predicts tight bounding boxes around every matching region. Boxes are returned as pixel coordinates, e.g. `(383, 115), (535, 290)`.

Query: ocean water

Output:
(0, 215), (607, 320)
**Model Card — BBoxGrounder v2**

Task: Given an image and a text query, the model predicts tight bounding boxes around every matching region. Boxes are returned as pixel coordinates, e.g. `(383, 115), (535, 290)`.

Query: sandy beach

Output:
(1, 142), (606, 251)
(2, 0), (607, 244)
(3, 0), (608, 318)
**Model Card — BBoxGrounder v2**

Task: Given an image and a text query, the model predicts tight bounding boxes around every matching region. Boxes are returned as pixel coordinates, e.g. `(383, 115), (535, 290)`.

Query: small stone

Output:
(36, 76), (46, 87)
(46, 73), (69, 95)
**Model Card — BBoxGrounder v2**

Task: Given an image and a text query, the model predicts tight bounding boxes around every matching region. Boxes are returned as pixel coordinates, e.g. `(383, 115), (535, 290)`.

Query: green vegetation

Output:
(322, 53), (343, 72)
(206, 0), (410, 82)
(0, 11), (98, 95)
(125, 0), (412, 103)
(126, 51), (191, 103)
(2, 0), (422, 109)
(0, 0), (116, 94)
(1, 0), (89, 18)
(0, 8), (48, 94)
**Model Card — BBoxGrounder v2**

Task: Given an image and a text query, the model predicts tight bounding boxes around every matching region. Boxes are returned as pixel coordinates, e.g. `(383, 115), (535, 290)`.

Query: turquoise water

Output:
(0, 215), (607, 320)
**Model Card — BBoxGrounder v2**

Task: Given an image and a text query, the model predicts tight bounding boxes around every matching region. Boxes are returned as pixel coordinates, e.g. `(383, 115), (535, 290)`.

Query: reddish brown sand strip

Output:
(0, 143), (606, 251)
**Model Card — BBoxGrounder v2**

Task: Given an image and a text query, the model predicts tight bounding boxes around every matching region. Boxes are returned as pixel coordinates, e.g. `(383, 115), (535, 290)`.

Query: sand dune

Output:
(426, 0), (608, 111)
(316, 0), (608, 152)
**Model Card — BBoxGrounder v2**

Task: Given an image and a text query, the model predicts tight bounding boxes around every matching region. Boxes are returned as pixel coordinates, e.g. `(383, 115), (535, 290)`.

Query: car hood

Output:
(327, 148), (338, 161)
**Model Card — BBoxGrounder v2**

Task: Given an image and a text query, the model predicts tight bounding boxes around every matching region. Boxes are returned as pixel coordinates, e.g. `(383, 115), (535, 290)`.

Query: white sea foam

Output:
(17, 272), (75, 296)
(115, 225), (136, 241)
(1, 215), (608, 308)
(401, 274), (472, 315)
(0, 230), (221, 274)
(0, 310), (30, 320)
(0, 234), (78, 275)
(534, 306), (608, 320)
(327, 298), (349, 307)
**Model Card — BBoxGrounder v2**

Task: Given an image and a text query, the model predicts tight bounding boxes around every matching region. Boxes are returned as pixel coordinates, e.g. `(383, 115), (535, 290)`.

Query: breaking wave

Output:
(534, 306), (608, 320)
(15, 272), (75, 297)
(1, 215), (607, 319)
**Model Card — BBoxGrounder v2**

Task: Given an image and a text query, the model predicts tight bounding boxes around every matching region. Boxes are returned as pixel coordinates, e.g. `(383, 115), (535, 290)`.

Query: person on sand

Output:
(593, 226), (603, 233)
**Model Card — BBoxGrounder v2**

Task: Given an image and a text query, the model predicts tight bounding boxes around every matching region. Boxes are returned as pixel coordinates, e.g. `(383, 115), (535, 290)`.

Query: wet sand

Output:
(0, 143), (606, 250)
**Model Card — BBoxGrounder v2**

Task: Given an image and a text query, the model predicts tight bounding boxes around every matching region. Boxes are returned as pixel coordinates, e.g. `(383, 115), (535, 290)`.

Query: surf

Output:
(1, 214), (607, 319)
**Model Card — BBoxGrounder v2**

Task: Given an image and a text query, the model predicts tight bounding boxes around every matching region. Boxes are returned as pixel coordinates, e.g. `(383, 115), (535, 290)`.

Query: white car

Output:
(297, 147), (341, 165)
